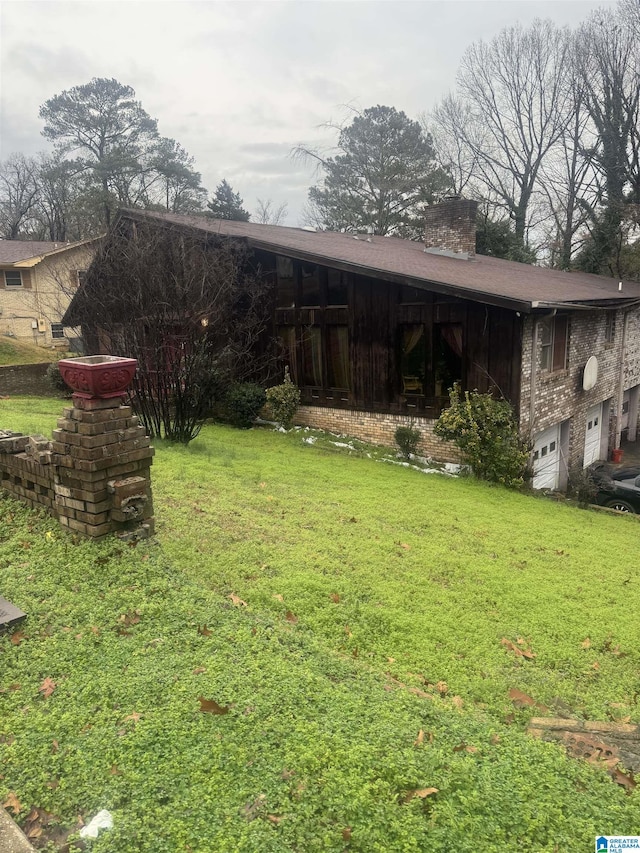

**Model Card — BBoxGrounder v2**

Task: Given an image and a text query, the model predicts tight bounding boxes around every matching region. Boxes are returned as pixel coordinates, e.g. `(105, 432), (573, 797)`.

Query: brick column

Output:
(51, 394), (154, 539)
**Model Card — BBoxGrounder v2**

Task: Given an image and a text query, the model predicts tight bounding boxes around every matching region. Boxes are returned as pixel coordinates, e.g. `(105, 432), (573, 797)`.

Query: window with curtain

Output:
(539, 316), (568, 372)
(326, 326), (350, 389)
(400, 325), (426, 394)
(301, 326), (322, 386)
(277, 326), (297, 382)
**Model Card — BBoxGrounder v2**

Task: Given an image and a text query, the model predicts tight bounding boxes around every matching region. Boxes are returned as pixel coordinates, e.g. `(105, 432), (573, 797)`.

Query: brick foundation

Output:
(293, 405), (461, 462)
(0, 395), (154, 539)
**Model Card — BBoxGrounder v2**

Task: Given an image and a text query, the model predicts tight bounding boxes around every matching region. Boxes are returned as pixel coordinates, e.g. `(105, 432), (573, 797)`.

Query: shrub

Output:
(567, 465), (601, 506)
(224, 382), (266, 429)
(434, 383), (530, 488)
(394, 423), (421, 458)
(265, 368), (301, 429)
(45, 362), (72, 396)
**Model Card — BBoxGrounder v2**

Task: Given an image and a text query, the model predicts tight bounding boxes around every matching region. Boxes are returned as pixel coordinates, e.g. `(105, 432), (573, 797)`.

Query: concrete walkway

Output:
(0, 810), (34, 853)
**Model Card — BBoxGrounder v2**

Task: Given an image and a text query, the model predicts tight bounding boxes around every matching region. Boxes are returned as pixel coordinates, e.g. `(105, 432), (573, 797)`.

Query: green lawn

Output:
(1, 397), (639, 852)
(0, 338), (68, 366)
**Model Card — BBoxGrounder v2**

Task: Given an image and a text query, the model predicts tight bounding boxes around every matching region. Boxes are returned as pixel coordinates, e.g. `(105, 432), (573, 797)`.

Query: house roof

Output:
(0, 238), (98, 267)
(115, 209), (640, 313)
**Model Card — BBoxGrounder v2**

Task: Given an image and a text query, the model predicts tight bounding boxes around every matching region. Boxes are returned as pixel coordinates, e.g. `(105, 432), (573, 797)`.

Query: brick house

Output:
(0, 238), (99, 349)
(68, 203), (640, 490)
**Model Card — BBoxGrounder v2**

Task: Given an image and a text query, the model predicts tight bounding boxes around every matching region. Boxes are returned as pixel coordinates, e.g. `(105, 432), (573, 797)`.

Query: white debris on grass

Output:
(303, 436), (317, 445)
(79, 810), (113, 839)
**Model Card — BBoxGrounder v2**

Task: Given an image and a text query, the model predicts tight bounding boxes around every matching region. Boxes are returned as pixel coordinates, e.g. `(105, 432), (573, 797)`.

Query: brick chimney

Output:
(424, 197), (478, 258)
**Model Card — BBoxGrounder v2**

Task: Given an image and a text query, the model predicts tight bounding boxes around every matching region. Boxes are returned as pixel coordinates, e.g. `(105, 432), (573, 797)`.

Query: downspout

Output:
(615, 308), (630, 451)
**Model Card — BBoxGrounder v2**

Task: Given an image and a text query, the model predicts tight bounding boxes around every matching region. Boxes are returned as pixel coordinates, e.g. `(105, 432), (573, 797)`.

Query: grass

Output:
(1, 397), (640, 852)
(0, 337), (68, 366)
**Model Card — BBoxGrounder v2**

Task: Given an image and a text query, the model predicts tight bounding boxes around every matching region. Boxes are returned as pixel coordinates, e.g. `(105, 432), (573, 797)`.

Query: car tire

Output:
(605, 498), (636, 513)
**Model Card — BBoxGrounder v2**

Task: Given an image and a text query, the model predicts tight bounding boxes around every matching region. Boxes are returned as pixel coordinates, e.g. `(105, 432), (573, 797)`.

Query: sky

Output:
(0, 0), (615, 225)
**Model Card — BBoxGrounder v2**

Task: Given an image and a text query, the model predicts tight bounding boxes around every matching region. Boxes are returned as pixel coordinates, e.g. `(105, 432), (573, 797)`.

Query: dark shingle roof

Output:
(120, 209), (640, 313)
(0, 240), (62, 264)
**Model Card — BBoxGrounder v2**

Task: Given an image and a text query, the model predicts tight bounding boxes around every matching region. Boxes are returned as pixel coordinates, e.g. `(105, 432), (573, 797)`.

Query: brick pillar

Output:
(51, 394), (154, 539)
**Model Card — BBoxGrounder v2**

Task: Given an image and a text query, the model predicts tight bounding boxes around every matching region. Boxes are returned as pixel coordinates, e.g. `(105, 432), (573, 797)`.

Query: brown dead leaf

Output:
(124, 712), (141, 723)
(345, 624), (352, 637)
(581, 637), (591, 649)
(402, 787), (438, 804)
(192, 667), (206, 675)
(51, 740), (59, 754)
(610, 767), (636, 792)
(408, 687), (431, 699)
(414, 729), (425, 746)
(508, 687), (548, 712)
(267, 814), (283, 825)
(591, 661), (600, 671)
(352, 647), (359, 658)
(39, 677), (56, 699)
(199, 696), (229, 715)
(436, 681), (448, 695)
(330, 593), (340, 603)
(198, 625), (213, 637)
(91, 626), (100, 635)
(273, 594), (284, 602)
(229, 593), (247, 607)
(501, 637), (536, 659)
(285, 610), (298, 624)
(119, 611), (141, 626)
(3, 792), (22, 814)
(451, 695), (464, 709)
(10, 631), (25, 646)
(109, 765), (121, 776)
(242, 794), (266, 821)
(399, 543), (410, 550)
(490, 734), (501, 745)
(342, 827), (352, 841)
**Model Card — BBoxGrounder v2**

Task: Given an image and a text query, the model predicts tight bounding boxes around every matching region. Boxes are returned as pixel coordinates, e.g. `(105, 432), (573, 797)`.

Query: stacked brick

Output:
(0, 397), (154, 539)
(51, 396), (154, 538)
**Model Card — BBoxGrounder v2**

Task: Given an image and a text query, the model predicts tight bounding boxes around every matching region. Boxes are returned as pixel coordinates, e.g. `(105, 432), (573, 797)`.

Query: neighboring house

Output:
(0, 238), (99, 350)
(67, 202), (640, 490)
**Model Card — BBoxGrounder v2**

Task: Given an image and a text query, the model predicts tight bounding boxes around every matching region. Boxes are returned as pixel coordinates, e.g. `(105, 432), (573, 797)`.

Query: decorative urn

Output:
(58, 355), (137, 400)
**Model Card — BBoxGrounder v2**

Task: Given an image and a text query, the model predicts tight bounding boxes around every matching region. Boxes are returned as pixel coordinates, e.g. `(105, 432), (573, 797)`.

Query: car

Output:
(588, 462), (640, 513)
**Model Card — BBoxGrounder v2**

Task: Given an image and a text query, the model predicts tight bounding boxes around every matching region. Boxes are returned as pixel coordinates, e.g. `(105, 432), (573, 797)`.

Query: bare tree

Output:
(68, 218), (275, 443)
(0, 154), (40, 238)
(254, 198), (288, 225)
(443, 20), (573, 243)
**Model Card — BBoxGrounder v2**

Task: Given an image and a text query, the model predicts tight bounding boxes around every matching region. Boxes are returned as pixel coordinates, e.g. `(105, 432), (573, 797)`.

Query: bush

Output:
(224, 382), (266, 429)
(394, 424), (421, 458)
(45, 362), (72, 396)
(266, 368), (301, 429)
(434, 383), (530, 488)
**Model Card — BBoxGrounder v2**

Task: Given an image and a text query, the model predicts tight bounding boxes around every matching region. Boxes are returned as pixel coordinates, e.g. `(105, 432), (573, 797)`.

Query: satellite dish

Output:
(583, 355), (598, 391)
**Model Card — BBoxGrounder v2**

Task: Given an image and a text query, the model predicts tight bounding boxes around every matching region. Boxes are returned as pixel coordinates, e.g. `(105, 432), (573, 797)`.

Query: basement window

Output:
(51, 323), (65, 339)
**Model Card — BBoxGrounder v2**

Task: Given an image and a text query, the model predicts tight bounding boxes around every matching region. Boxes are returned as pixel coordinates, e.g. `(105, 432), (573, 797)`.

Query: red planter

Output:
(58, 356), (137, 399)
(611, 448), (624, 464)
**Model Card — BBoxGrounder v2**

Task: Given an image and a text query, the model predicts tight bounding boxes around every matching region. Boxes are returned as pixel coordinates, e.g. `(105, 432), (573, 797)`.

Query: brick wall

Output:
(424, 198), (478, 256)
(0, 363), (59, 397)
(519, 306), (640, 469)
(294, 405), (461, 462)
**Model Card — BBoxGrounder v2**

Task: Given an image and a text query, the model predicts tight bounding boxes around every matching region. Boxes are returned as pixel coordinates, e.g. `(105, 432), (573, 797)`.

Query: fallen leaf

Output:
(451, 696), (464, 709)
(387, 657), (395, 664)
(267, 814), (283, 825)
(229, 594), (247, 607)
(51, 740), (59, 754)
(436, 681), (448, 695)
(592, 661), (600, 671)
(109, 765), (121, 776)
(91, 626), (100, 635)
(342, 827), (352, 841)
(192, 667), (206, 675)
(119, 611), (141, 626)
(199, 696), (229, 715)
(490, 734), (501, 745)
(10, 631), (25, 646)
(39, 677), (56, 699)
(399, 543), (410, 550)
(273, 594), (284, 602)
(285, 610), (298, 624)
(408, 687), (431, 699)
(581, 637), (591, 649)
(452, 743), (478, 753)
(345, 624), (352, 637)
(352, 647), (359, 658)
(610, 767), (636, 792)
(198, 625), (213, 637)
(414, 729), (425, 746)
(242, 794), (266, 821)
(124, 712), (141, 723)
(501, 637), (536, 659)
(508, 688), (548, 712)
(402, 787), (438, 804)
(3, 792), (22, 814)
(330, 593), (340, 603)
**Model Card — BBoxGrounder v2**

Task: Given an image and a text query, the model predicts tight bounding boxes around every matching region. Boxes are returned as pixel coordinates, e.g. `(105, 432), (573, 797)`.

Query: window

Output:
(276, 256), (294, 307)
(327, 269), (348, 305)
(4, 271), (22, 288)
(326, 326), (350, 389)
(300, 264), (321, 307)
(539, 315), (568, 372)
(400, 325), (426, 394)
(605, 312), (616, 344)
(276, 326), (297, 381)
(301, 326), (322, 386)
(51, 323), (65, 339)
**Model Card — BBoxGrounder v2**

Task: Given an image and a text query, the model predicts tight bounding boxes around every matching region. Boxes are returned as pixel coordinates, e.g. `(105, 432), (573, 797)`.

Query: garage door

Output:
(583, 402), (603, 468)
(532, 424), (560, 490)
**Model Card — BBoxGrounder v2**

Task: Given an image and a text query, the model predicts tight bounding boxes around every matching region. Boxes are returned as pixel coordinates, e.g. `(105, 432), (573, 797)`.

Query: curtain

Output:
(327, 326), (350, 389)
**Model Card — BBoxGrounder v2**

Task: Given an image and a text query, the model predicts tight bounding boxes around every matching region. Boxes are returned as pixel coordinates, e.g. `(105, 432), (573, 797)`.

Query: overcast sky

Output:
(0, 0), (614, 224)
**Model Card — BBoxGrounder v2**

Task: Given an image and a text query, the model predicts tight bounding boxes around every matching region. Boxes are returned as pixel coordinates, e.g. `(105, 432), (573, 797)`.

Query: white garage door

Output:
(583, 402), (603, 468)
(533, 424), (561, 490)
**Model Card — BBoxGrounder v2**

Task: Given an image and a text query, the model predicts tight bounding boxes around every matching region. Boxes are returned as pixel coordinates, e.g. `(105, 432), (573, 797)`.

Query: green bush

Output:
(265, 368), (301, 429)
(434, 383), (530, 487)
(45, 362), (72, 396)
(394, 424), (421, 458)
(224, 382), (266, 429)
